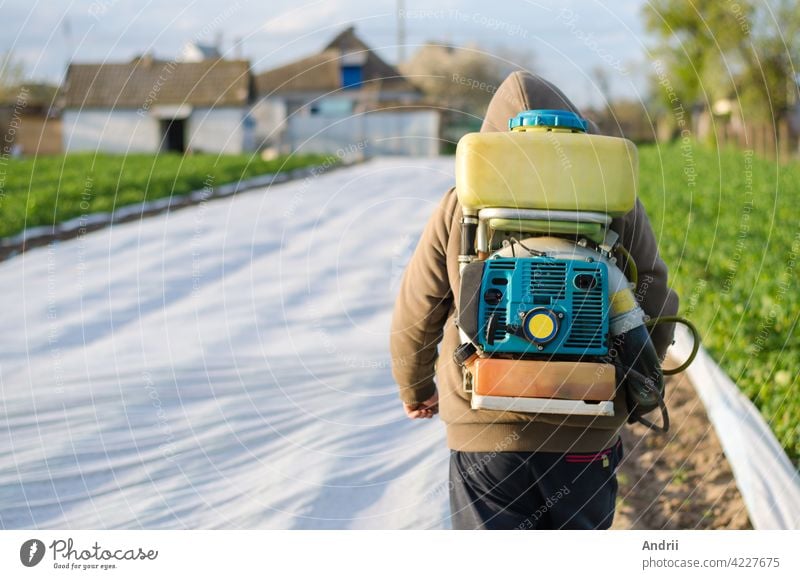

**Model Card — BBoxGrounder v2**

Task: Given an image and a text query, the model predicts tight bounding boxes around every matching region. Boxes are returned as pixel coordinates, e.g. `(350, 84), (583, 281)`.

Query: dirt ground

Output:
(612, 367), (752, 530)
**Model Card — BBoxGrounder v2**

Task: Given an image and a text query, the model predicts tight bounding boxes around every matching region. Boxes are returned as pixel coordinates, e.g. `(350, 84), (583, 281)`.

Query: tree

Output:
(737, 0), (800, 122)
(644, 0), (751, 109)
(0, 51), (26, 102)
(400, 43), (527, 117)
(400, 43), (536, 151)
(643, 0), (800, 124)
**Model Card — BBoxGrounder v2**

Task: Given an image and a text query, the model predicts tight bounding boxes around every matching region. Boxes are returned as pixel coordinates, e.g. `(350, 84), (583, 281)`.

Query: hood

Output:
(480, 71), (597, 133)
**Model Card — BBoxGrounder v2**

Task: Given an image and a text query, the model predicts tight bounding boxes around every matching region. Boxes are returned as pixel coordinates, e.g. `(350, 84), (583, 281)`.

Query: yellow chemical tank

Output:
(455, 110), (638, 216)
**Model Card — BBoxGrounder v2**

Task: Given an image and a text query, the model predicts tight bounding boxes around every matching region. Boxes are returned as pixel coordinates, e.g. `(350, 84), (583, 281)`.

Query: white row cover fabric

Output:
(672, 325), (800, 529)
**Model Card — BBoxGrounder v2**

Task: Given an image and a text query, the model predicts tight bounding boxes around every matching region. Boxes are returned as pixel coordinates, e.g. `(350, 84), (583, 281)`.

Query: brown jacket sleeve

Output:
(617, 198), (680, 359)
(389, 191), (455, 404)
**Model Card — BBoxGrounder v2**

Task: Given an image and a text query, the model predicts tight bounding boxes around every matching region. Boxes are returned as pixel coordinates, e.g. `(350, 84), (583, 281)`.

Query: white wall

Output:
(62, 109), (160, 153)
(250, 98), (287, 147)
(63, 107), (251, 154)
(64, 106), (440, 156)
(286, 110), (441, 157)
(187, 107), (248, 155)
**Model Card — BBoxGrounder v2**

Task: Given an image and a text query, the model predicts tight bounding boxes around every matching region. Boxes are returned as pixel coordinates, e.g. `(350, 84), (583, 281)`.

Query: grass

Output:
(670, 466), (690, 486)
(0, 152), (332, 239)
(637, 142), (799, 465)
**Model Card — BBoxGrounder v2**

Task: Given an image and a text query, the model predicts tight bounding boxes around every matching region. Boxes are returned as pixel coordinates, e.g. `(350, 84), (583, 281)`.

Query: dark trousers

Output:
(448, 438), (622, 530)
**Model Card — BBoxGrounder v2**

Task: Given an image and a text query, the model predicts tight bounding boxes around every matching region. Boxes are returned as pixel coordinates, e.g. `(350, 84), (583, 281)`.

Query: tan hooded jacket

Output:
(390, 71), (679, 452)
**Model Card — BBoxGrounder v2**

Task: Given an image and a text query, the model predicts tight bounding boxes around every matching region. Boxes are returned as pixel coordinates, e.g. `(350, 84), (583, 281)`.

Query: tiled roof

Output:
(62, 57), (252, 108)
(256, 27), (418, 96)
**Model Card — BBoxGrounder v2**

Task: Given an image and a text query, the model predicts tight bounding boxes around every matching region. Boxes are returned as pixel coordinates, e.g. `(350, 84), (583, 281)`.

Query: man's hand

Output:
(403, 391), (439, 419)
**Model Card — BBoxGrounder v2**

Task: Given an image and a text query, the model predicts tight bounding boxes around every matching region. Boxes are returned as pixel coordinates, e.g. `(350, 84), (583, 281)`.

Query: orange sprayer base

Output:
(468, 358), (616, 401)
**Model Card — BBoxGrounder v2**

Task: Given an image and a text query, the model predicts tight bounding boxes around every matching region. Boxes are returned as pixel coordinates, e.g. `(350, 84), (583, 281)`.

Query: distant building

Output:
(61, 55), (254, 154)
(253, 26), (440, 157)
(180, 41), (222, 62)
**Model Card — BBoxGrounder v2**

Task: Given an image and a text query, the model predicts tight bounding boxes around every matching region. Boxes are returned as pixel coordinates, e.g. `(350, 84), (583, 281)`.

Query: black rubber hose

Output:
(645, 316), (701, 375)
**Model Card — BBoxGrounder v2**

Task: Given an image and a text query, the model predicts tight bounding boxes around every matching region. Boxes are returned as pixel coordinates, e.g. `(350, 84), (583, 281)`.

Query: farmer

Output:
(390, 71), (678, 530)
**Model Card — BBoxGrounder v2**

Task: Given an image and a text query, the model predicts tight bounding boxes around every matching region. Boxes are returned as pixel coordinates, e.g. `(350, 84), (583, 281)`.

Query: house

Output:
(61, 55), (254, 154)
(255, 26), (420, 117)
(252, 26), (440, 157)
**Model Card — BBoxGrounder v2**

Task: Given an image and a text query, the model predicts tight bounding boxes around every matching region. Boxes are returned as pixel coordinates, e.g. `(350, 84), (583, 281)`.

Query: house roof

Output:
(256, 27), (418, 96)
(62, 57), (252, 108)
(256, 50), (343, 94)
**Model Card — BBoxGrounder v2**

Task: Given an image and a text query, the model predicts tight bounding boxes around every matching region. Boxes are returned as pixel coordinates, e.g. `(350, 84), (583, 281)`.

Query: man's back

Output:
(389, 70), (678, 529)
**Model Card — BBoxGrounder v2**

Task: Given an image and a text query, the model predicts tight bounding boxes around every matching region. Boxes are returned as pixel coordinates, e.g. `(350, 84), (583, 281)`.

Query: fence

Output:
(715, 118), (799, 161)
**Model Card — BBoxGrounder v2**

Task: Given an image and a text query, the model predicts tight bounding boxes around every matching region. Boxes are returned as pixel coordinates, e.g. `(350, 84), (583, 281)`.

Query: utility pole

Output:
(62, 16), (74, 79)
(397, 0), (406, 65)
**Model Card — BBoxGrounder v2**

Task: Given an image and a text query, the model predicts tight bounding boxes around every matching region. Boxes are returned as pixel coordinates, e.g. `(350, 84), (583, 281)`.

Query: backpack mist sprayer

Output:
(453, 110), (699, 432)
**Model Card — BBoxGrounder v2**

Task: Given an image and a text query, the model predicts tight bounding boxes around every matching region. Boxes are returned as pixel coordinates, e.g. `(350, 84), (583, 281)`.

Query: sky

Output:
(0, 0), (653, 108)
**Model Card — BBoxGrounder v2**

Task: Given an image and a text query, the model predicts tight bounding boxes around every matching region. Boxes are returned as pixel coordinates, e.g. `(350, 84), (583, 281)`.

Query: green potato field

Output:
(0, 152), (332, 239)
(638, 142), (799, 465)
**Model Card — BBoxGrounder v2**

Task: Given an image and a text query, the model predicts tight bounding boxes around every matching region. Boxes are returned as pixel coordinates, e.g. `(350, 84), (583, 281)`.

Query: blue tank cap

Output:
(508, 109), (588, 132)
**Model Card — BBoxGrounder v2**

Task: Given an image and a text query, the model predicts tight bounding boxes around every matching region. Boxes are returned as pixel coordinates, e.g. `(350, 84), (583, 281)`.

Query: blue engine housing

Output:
(477, 257), (610, 357)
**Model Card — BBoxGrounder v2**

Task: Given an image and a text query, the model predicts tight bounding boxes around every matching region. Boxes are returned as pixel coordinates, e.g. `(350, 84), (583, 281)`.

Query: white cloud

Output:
(262, 1), (346, 36)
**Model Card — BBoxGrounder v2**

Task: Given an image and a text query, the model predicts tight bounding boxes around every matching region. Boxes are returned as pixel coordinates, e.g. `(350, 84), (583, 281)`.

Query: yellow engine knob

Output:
(523, 308), (559, 343)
